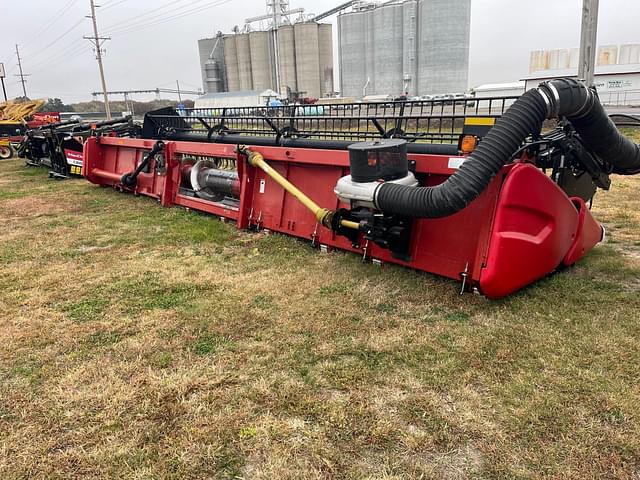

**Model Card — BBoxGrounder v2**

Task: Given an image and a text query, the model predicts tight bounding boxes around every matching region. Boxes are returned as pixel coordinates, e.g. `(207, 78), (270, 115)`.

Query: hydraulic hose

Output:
(375, 78), (640, 218)
(561, 87), (640, 175)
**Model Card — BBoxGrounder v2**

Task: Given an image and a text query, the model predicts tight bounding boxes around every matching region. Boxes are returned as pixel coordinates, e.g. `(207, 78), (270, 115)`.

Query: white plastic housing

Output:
(334, 172), (418, 209)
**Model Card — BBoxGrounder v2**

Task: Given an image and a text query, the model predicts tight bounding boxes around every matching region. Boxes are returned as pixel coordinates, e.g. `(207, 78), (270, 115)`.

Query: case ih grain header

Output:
(81, 79), (640, 297)
(18, 116), (140, 178)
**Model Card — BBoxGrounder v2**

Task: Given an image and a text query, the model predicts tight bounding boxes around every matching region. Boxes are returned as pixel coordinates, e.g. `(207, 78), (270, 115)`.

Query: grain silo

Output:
(373, 3), (404, 95)
(365, 8), (376, 93)
(223, 36), (240, 92)
(198, 35), (226, 93)
(619, 44), (640, 65)
(338, 0), (471, 98)
(597, 45), (619, 66)
(402, 0), (418, 95)
(547, 49), (561, 70)
(338, 10), (367, 98)
(294, 22), (321, 98)
(417, 0), (471, 96)
(236, 34), (253, 91)
(278, 25), (297, 96)
(318, 23), (334, 96)
(249, 31), (273, 90)
(557, 49), (570, 69)
(199, 18), (333, 98)
(568, 48), (580, 69)
(529, 51), (545, 73)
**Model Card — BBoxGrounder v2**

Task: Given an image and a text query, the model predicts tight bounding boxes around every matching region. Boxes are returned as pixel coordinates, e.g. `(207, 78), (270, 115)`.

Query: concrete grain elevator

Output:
(338, 0), (471, 97)
(198, 1), (334, 99)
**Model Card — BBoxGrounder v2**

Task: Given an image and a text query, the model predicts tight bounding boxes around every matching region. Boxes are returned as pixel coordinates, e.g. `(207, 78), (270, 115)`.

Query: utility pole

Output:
(578, 0), (599, 87)
(271, 0), (281, 94)
(176, 80), (182, 103)
(0, 63), (7, 101)
(14, 44), (30, 98)
(84, 0), (111, 119)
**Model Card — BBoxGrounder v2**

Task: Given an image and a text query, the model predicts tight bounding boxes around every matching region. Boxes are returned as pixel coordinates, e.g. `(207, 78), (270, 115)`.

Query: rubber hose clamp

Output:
(537, 88), (553, 119)
(569, 84), (594, 119)
(545, 82), (561, 118)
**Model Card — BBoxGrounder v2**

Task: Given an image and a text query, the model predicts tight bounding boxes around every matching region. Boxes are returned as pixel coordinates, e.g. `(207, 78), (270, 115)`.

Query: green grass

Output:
(0, 158), (639, 478)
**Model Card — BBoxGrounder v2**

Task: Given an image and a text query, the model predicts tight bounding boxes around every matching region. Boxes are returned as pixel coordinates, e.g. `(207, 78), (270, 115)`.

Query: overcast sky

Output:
(1, 0), (639, 103)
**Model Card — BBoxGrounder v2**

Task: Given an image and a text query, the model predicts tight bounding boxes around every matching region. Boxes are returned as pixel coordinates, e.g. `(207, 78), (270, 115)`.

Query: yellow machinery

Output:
(0, 99), (45, 159)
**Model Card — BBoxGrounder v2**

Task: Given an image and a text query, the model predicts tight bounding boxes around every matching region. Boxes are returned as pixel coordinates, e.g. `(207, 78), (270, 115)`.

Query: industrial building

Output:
(194, 89), (280, 109)
(471, 82), (525, 107)
(338, 0), (471, 98)
(198, 6), (334, 100)
(525, 44), (640, 106)
(529, 44), (640, 73)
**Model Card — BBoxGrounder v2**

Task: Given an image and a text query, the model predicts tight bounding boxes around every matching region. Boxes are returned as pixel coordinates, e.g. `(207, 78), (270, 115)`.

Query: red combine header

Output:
(81, 79), (638, 297)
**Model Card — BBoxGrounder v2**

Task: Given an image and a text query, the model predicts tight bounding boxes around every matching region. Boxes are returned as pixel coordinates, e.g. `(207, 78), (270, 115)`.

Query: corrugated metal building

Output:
(198, 21), (334, 99)
(338, 0), (471, 98)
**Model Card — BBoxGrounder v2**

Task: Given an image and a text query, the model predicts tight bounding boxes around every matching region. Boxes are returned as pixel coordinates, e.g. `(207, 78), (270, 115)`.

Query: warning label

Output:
(64, 149), (84, 167)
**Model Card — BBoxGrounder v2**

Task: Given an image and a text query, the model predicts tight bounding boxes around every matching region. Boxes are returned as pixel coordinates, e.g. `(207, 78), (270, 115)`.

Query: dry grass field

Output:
(1, 142), (639, 478)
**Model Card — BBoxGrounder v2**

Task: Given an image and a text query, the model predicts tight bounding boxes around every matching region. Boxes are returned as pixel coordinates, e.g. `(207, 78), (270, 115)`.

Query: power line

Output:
(14, 44), (30, 97)
(102, 0), (229, 37)
(22, 0), (80, 50)
(101, 0), (197, 34)
(29, 43), (92, 75)
(104, 0), (235, 37)
(24, 17), (85, 63)
(84, 0), (111, 119)
(101, 0), (130, 11)
(26, 15), (97, 73)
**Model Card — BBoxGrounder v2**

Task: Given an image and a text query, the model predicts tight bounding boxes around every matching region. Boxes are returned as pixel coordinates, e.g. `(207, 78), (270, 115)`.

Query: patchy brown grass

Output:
(1, 156), (640, 479)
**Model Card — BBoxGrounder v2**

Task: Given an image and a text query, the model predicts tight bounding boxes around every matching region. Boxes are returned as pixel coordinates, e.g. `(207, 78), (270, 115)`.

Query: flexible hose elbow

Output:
(546, 80), (640, 175)
(375, 78), (640, 218)
(375, 88), (548, 217)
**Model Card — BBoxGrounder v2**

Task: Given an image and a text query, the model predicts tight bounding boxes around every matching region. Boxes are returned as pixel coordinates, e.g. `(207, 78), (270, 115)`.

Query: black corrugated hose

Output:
(375, 78), (640, 218)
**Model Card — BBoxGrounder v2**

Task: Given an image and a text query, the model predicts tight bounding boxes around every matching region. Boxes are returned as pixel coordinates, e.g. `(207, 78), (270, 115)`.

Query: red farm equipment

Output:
(81, 79), (640, 298)
(18, 116), (140, 178)
(0, 100), (47, 159)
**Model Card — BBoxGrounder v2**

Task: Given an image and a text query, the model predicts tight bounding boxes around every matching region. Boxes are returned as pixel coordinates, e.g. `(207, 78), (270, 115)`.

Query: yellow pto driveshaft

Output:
(241, 147), (360, 231)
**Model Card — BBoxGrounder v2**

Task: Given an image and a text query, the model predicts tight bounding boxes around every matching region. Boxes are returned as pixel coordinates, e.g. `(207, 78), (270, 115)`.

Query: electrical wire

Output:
(103, 0), (229, 36)
(105, 0), (235, 37)
(103, 0), (210, 37)
(29, 43), (92, 75)
(4, 64), (18, 75)
(101, 0), (130, 11)
(30, 45), (87, 72)
(180, 81), (204, 90)
(100, 0), (196, 34)
(20, 0), (80, 52)
(23, 17), (86, 64)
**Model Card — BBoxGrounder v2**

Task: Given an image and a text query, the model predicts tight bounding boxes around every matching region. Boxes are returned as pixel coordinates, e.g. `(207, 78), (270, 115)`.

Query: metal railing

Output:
(600, 89), (640, 107)
(144, 96), (520, 145)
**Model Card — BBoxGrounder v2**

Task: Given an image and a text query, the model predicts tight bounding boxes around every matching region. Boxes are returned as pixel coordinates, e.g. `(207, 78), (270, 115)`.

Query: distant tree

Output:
(41, 98), (74, 112)
(66, 98), (194, 116)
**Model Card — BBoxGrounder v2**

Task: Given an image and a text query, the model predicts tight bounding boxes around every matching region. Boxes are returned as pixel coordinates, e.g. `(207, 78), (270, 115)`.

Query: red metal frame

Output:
(83, 136), (603, 298)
